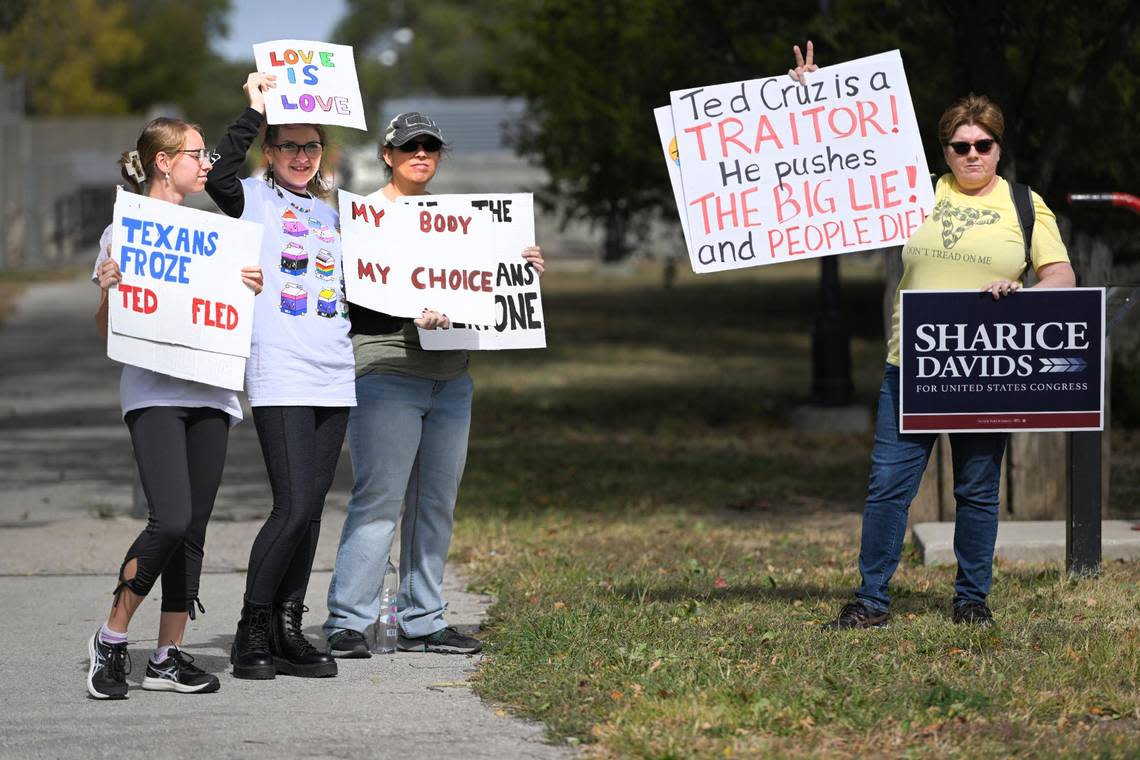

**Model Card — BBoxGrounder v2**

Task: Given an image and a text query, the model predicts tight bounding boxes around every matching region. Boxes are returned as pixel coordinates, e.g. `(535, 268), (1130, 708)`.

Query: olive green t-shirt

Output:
(351, 320), (468, 381)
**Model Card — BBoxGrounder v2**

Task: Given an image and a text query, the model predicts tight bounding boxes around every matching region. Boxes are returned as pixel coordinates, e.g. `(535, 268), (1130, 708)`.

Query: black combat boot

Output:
(231, 602), (276, 680)
(271, 599), (337, 678)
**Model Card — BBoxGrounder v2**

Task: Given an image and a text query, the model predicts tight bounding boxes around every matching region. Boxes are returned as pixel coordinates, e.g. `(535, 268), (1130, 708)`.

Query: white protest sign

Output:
(340, 191), (498, 325)
(108, 331), (247, 391)
(253, 39), (367, 131)
(108, 187), (261, 359)
(406, 194), (545, 351)
(652, 106), (693, 253)
(669, 50), (933, 273)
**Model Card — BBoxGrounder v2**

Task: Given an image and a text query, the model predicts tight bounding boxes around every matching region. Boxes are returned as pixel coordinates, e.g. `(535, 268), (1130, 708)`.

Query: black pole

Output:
(811, 256), (853, 405)
(1066, 430), (1102, 576)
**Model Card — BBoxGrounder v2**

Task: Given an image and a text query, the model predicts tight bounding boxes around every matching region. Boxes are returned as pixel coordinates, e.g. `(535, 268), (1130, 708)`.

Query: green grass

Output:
(452, 260), (1140, 758)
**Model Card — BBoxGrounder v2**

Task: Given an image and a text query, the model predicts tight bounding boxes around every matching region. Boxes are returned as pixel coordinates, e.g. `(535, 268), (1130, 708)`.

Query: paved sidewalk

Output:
(0, 275), (568, 760)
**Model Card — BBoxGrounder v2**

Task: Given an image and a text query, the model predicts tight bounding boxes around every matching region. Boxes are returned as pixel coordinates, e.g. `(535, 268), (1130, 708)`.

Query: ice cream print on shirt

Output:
(281, 242), (308, 274)
(932, 198), (1000, 249)
(281, 281), (307, 315)
(315, 249), (336, 279)
(282, 209), (309, 237)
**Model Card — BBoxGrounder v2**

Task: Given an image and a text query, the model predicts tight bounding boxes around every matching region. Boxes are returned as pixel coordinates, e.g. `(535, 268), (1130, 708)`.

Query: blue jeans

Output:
(324, 371), (473, 639)
(856, 365), (1008, 613)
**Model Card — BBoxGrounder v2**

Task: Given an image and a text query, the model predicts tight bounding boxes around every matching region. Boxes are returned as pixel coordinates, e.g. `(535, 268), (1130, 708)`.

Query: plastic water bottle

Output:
(372, 561), (398, 654)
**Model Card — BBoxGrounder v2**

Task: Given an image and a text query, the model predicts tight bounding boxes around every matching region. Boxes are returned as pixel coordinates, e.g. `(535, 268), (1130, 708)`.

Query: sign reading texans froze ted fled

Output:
(899, 288), (1105, 433)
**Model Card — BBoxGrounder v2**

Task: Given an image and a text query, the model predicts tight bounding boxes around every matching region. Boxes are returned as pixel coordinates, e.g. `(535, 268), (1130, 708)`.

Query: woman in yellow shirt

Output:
(792, 44), (1076, 629)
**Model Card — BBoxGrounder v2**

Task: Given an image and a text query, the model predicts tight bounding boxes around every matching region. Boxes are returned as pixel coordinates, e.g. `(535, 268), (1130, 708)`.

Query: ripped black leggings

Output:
(117, 406), (229, 614)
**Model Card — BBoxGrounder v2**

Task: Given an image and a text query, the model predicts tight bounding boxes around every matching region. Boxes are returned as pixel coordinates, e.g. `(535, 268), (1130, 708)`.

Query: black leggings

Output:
(119, 406), (230, 613)
(244, 406), (349, 606)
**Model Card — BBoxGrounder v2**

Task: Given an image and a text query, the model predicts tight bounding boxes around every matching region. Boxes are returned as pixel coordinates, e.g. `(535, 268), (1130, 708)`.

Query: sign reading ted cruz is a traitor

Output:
(107, 187), (261, 389)
(339, 190), (498, 326)
(899, 289), (1105, 433)
(668, 50), (933, 273)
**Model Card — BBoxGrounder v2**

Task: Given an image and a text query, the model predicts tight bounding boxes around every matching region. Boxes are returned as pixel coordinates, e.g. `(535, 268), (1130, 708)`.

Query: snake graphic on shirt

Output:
(932, 198), (1000, 249)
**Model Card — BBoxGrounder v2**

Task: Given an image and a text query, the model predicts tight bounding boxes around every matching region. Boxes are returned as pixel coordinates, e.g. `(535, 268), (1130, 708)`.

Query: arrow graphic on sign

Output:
(1038, 357), (1088, 373)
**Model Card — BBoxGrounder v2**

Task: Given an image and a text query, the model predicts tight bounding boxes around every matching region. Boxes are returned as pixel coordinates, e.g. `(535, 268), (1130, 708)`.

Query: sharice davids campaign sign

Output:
(403, 194), (546, 351)
(254, 40), (367, 130)
(107, 187), (262, 390)
(667, 50), (933, 274)
(339, 191), (498, 325)
(898, 288), (1105, 433)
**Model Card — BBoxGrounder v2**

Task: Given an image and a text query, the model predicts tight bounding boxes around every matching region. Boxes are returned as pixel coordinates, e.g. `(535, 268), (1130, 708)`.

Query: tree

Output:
(0, 0), (239, 136)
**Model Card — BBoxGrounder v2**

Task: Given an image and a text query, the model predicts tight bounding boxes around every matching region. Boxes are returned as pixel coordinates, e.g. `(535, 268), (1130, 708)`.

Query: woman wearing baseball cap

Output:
(323, 112), (545, 657)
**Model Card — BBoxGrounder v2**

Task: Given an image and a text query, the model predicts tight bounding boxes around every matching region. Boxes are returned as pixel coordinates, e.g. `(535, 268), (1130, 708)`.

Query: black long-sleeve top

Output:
(205, 107), (264, 219)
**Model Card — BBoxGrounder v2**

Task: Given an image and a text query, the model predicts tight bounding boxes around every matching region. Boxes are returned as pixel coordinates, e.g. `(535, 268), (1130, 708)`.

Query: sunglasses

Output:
(947, 139), (997, 156)
(271, 141), (325, 158)
(395, 138), (443, 153)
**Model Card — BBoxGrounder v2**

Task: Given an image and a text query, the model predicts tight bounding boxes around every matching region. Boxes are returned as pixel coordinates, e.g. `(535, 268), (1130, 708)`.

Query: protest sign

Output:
(253, 39), (367, 130)
(899, 288), (1105, 433)
(669, 50), (933, 273)
(340, 191), (498, 325)
(406, 194), (545, 351)
(652, 106), (693, 254)
(109, 188), (260, 358)
(108, 331), (247, 391)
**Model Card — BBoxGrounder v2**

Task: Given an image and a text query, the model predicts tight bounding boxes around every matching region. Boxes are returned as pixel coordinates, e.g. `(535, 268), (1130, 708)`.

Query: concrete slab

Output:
(791, 404), (872, 434)
(912, 520), (1140, 566)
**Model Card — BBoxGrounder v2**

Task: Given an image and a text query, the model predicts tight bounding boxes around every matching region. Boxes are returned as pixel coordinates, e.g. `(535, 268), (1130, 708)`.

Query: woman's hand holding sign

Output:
(98, 254), (121, 291)
(415, 309), (450, 330)
(241, 265), (264, 295)
(243, 72), (277, 114)
(522, 245), (545, 277)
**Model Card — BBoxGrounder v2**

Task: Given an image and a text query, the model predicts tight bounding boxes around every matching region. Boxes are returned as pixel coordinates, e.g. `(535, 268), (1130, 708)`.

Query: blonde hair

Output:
(937, 94), (1005, 146)
(118, 117), (204, 193)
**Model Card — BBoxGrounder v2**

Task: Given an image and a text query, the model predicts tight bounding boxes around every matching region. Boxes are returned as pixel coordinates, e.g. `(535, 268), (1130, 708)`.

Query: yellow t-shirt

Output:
(885, 174), (1070, 365)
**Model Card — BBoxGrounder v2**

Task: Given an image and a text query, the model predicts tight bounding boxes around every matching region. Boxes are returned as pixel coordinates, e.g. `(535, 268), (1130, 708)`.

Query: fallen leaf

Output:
(714, 576), (729, 589)
(553, 601), (566, 609)
(648, 658), (663, 673)
(611, 690), (623, 701)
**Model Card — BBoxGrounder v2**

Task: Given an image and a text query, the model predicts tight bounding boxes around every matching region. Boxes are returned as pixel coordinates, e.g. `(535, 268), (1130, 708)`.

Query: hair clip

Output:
(124, 149), (147, 184)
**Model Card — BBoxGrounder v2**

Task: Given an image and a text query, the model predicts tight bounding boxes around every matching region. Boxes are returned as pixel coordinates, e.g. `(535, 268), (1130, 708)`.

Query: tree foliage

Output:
(0, 0), (237, 132)
(492, 0), (1140, 259)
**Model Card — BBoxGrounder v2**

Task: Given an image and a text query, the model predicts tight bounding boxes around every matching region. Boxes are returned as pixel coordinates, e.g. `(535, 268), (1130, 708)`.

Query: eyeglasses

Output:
(394, 138), (442, 153)
(947, 139), (997, 156)
(176, 149), (221, 163)
(271, 141), (325, 158)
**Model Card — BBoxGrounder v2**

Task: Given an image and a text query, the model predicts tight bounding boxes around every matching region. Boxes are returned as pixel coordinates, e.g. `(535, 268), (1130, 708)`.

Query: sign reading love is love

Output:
(253, 39), (367, 130)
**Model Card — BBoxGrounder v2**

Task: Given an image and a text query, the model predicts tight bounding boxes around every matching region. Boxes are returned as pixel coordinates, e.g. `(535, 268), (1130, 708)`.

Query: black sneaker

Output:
(328, 629), (371, 659)
(821, 601), (890, 630)
(142, 648), (220, 693)
(87, 629), (131, 700)
(397, 626), (482, 654)
(953, 601), (994, 626)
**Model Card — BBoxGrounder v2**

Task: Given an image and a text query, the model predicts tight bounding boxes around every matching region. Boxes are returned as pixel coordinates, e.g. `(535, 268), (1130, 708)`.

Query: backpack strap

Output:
(1008, 181), (1035, 276)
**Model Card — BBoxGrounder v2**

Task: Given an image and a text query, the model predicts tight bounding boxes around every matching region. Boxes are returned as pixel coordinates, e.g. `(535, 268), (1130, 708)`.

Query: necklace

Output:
(272, 183), (313, 214)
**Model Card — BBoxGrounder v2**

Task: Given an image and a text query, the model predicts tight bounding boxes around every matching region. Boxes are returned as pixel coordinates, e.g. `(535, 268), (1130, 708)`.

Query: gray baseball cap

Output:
(383, 112), (445, 147)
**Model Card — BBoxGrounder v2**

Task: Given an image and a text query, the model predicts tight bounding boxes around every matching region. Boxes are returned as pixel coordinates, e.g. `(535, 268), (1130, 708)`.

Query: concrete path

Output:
(0, 275), (567, 759)
(913, 519), (1140, 566)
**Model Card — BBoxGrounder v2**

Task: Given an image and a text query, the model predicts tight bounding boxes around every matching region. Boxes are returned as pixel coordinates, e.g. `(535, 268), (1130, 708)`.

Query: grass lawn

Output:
(453, 259), (1140, 758)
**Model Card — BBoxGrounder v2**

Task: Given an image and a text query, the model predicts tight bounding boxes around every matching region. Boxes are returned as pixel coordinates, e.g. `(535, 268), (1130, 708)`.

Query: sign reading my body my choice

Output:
(253, 39), (367, 130)
(339, 191), (498, 325)
(668, 50), (933, 273)
(409, 194), (546, 351)
(899, 289), (1105, 433)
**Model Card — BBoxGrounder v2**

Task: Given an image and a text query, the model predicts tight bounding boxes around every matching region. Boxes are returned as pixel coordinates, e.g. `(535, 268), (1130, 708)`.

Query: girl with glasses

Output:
(322, 112), (545, 658)
(86, 117), (264, 699)
(206, 72), (356, 680)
